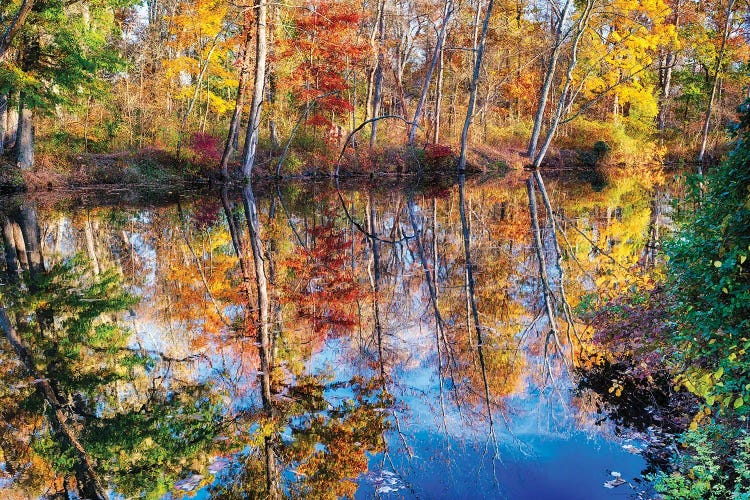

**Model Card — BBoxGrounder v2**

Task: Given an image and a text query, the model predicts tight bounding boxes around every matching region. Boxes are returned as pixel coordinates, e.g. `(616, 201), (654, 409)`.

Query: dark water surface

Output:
(0, 170), (679, 499)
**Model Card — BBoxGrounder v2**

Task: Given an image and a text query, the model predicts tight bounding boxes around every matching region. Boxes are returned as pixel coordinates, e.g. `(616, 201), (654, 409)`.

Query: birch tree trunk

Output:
(458, 0), (495, 171)
(0, 93), (7, 155)
(16, 97), (34, 170)
(698, 0), (736, 164)
(527, 0), (573, 158)
(370, 0), (386, 148)
(5, 93), (19, 150)
(532, 0), (593, 169)
(408, 0), (452, 145)
(241, 0), (269, 179)
(220, 25), (253, 177)
(433, 50), (444, 143)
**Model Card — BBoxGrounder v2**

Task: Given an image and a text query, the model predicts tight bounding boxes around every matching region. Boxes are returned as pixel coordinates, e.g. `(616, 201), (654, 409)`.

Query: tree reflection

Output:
(0, 168), (677, 498)
(0, 202), (224, 499)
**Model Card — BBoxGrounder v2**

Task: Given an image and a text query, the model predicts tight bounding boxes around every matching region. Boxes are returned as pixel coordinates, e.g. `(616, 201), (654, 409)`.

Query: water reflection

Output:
(0, 170), (677, 499)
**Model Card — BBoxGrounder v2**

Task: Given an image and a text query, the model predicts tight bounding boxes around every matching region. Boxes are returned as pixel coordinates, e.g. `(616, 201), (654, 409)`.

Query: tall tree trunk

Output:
(527, 0), (573, 158)
(0, 0), (35, 62)
(432, 46), (444, 143)
(532, 0), (593, 168)
(408, 0), (452, 145)
(698, 0), (736, 164)
(267, 3), (280, 154)
(5, 93), (19, 150)
(370, 0), (386, 148)
(458, 0), (495, 171)
(657, 0), (681, 133)
(0, 93), (7, 155)
(16, 96), (33, 170)
(220, 24), (253, 177)
(241, 0), (269, 179)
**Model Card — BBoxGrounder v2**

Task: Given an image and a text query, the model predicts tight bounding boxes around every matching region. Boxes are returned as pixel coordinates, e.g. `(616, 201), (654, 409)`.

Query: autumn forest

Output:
(0, 0), (749, 498)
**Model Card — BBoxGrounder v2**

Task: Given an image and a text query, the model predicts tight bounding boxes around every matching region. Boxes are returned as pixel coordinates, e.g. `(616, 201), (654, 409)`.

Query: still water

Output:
(0, 169), (678, 499)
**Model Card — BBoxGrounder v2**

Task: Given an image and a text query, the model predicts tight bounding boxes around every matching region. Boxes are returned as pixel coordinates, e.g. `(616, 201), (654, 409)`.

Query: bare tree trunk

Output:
(698, 0), (736, 165)
(16, 96), (34, 170)
(5, 94), (18, 150)
(527, 0), (573, 158)
(432, 48), (444, 143)
(241, 0), (269, 179)
(458, 0), (495, 171)
(657, 0), (681, 133)
(220, 25), (253, 177)
(267, 3), (280, 155)
(0, 93), (7, 155)
(0, 0), (35, 62)
(657, 52), (674, 132)
(532, 0), (593, 168)
(408, 0), (452, 145)
(526, 178), (566, 364)
(370, 0), (386, 148)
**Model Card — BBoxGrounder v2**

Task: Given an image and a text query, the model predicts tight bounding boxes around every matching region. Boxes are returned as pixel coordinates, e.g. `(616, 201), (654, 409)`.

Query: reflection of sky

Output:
(308, 317), (646, 499)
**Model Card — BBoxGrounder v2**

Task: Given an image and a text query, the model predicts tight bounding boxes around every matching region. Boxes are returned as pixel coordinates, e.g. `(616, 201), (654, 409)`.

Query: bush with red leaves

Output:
(190, 132), (223, 165)
(424, 144), (454, 170)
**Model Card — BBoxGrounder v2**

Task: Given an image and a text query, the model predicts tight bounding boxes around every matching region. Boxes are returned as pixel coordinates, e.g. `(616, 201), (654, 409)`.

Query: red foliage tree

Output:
(283, 1), (367, 130)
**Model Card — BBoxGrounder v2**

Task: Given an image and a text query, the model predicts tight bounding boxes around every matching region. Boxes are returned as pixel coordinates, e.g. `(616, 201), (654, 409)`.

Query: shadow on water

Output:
(0, 168), (683, 499)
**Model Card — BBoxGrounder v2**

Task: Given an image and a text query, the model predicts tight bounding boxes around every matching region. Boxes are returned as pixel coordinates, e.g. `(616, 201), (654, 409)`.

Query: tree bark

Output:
(0, 93), (7, 155)
(532, 0), (593, 168)
(14, 205), (44, 280)
(16, 97), (34, 170)
(0, 0), (35, 62)
(698, 0), (736, 164)
(458, 0), (495, 171)
(527, 0), (574, 158)
(433, 50), (444, 144)
(5, 93), (19, 150)
(408, 0), (452, 145)
(370, 0), (386, 148)
(220, 24), (253, 177)
(241, 0), (269, 179)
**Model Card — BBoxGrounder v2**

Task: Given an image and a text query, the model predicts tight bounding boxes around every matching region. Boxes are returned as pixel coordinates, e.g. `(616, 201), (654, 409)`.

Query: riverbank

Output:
(0, 137), (673, 194)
